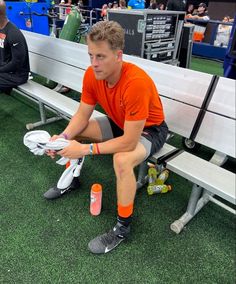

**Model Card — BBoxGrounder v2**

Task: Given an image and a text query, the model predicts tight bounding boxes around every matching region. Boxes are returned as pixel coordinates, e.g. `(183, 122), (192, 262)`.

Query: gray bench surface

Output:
(17, 80), (104, 119)
(167, 151), (235, 204)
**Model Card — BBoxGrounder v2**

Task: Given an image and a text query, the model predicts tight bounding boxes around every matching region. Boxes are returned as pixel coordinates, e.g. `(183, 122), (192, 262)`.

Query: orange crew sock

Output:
(118, 203), (134, 218)
(117, 203), (134, 227)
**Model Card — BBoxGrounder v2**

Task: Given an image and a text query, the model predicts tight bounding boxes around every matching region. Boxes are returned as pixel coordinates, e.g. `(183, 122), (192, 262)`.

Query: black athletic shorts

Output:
(96, 116), (168, 159)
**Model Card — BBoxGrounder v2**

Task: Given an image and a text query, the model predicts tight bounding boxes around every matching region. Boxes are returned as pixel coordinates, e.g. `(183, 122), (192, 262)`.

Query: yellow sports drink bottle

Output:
(148, 167), (159, 185)
(156, 169), (169, 185)
(147, 184), (172, 195)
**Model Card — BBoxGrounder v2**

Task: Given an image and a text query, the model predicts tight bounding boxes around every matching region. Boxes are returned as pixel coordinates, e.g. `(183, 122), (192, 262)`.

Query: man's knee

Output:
(113, 152), (133, 177)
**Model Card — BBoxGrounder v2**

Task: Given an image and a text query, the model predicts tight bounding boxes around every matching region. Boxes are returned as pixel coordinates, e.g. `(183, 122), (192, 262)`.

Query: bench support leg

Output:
(170, 151), (229, 234)
(26, 102), (63, 130)
(136, 161), (149, 189)
(170, 184), (206, 233)
(170, 186), (214, 234)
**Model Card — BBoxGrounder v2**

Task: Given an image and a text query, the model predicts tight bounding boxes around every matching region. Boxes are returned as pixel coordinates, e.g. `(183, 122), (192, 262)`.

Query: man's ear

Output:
(117, 50), (123, 61)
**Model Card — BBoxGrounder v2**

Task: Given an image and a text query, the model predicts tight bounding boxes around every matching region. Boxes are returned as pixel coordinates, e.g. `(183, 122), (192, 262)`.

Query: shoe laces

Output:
(101, 230), (120, 246)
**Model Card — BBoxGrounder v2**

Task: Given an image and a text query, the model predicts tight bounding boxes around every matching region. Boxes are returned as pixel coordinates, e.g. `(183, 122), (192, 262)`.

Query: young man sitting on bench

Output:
(44, 20), (168, 254)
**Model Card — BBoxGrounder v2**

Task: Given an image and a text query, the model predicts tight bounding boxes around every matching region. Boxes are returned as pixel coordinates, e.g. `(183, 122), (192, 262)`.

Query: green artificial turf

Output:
(0, 57), (235, 283)
(190, 56), (224, 76)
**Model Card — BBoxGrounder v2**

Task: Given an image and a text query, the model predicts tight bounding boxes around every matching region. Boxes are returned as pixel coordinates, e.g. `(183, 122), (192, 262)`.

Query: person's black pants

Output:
(0, 72), (28, 93)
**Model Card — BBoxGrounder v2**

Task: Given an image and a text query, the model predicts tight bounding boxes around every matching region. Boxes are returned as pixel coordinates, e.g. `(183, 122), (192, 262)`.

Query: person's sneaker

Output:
(2, 87), (12, 95)
(43, 177), (80, 200)
(88, 222), (130, 254)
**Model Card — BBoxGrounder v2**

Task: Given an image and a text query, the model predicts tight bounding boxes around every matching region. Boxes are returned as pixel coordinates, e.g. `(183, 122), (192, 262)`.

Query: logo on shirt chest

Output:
(130, 111), (138, 116)
(0, 33), (6, 49)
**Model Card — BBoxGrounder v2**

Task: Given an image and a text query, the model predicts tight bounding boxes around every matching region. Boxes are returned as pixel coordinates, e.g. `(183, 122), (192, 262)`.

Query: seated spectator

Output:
(59, 0), (77, 18)
(119, 0), (127, 9)
(101, 4), (108, 20)
(166, 0), (186, 11)
(108, 2), (113, 9)
(214, 16), (232, 48)
(186, 2), (209, 21)
(112, 1), (119, 9)
(59, 0), (78, 9)
(128, 0), (145, 9)
(0, 0), (30, 94)
(186, 3), (194, 15)
(148, 0), (156, 9)
(158, 3), (165, 10)
(151, 3), (158, 9)
(186, 3), (210, 42)
(78, 0), (83, 8)
(149, 0), (158, 9)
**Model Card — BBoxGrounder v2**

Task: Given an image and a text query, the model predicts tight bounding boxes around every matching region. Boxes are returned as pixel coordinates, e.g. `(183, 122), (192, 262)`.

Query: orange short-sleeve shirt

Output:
(81, 62), (165, 129)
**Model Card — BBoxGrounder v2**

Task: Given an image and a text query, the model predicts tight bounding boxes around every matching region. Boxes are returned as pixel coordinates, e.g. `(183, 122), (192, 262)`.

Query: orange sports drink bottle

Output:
(90, 184), (102, 216)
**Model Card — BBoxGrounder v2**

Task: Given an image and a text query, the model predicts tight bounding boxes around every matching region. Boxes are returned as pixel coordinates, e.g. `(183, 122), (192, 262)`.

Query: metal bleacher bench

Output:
(16, 31), (104, 129)
(17, 31), (236, 233)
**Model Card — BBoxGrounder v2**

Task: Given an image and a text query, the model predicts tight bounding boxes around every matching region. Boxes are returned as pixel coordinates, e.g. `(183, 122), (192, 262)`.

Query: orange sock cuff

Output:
(118, 203), (134, 218)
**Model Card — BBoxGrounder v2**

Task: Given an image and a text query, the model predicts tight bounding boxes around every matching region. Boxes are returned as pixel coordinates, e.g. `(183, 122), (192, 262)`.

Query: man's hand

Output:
(57, 140), (87, 159)
(46, 134), (63, 159)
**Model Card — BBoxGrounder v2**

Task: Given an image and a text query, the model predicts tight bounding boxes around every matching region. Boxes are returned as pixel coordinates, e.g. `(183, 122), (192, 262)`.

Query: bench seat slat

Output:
(17, 81), (105, 119)
(151, 143), (177, 160)
(166, 151), (236, 205)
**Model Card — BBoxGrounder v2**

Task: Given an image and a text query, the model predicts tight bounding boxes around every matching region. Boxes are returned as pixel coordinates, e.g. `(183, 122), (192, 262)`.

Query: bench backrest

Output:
(22, 30), (87, 93)
(22, 30), (90, 70)
(207, 77), (235, 120)
(195, 77), (236, 158)
(123, 54), (214, 108)
(29, 52), (84, 93)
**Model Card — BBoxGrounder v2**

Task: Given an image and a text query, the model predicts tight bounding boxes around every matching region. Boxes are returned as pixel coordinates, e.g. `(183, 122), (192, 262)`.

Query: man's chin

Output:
(94, 73), (105, 80)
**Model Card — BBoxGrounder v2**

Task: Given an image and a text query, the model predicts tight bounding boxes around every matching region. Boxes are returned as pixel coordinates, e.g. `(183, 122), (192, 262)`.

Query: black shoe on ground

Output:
(1, 87), (13, 95)
(43, 177), (80, 200)
(88, 222), (130, 254)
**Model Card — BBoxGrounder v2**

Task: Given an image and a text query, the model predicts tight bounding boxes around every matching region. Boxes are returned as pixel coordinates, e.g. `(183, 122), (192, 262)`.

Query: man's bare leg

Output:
(88, 143), (147, 254)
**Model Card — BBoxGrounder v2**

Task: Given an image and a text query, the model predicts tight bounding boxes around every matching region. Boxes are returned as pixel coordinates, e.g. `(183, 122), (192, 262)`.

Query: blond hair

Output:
(87, 21), (125, 51)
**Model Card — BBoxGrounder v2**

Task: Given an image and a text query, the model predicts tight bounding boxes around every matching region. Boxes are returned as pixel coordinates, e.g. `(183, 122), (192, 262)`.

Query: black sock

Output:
(117, 215), (132, 227)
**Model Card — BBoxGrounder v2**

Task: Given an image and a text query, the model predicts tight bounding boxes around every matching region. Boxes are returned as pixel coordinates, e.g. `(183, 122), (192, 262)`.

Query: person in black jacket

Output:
(0, 0), (30, 94)
(166, 0), (186, 11)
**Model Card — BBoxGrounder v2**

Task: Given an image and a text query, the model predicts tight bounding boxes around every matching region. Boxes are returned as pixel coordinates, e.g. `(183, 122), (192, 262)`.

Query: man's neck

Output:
(106, 63), (123, 88)
(0, 18), (8, 29)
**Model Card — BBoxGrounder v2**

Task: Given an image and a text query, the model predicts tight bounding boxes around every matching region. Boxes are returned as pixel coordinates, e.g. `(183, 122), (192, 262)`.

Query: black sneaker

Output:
(43, 177), (80, 200)
(1, 87), (12, 95)
(88, 222), (130, 254)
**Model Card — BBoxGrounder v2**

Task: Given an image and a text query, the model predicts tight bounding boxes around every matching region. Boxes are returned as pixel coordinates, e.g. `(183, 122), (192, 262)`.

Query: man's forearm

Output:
(96, 135), (138, 155)
(62, 112), (89, 139)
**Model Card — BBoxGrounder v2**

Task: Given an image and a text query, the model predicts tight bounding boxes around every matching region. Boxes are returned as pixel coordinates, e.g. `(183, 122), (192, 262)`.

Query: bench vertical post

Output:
(39, 102), (47, 124)
(136, 162), (149, 189)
